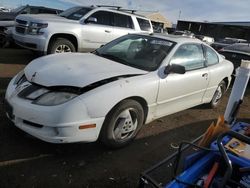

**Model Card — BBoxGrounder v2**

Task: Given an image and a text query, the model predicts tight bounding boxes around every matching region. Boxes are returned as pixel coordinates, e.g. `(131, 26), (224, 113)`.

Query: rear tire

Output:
(48, 38), (76, 54)
(100, 99), (144, 149)
(208, 80), (226, 108)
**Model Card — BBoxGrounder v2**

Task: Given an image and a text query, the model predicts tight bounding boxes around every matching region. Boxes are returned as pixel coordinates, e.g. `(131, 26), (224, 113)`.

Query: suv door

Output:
(81, 10), (114, 51)
(112, 13), (136, 39)
(156, 43), (209, 118)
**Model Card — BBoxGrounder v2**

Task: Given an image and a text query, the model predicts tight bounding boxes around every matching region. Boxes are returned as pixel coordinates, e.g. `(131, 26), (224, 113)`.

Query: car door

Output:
(155, 43), (209, 118)
(112, 13), (136, 39)
(202, 45), (224, 102)
(81, 10), (114, 51)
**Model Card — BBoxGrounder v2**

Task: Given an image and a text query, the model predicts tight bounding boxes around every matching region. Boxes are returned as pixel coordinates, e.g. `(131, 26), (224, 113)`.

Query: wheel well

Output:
(48, 34), (78, 51)
(124, 96), (148, 124)
(0, 27), (4, 32)
(223, 77), (229, 88)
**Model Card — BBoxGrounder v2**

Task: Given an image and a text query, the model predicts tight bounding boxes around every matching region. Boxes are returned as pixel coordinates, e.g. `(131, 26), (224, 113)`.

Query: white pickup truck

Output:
(13, 5), (153, 54)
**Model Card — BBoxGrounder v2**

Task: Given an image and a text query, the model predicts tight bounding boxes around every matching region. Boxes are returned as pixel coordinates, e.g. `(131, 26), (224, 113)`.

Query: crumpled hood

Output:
(24, 53), (148, 87)
(16, 14), (77, 24)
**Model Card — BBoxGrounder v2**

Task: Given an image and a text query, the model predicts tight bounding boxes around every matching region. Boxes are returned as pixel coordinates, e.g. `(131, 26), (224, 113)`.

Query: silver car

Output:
(13, 6), (153, 54)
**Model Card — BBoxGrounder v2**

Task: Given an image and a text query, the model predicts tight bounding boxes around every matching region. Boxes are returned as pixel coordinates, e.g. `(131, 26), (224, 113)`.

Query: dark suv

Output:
(0, 5), (62, 47)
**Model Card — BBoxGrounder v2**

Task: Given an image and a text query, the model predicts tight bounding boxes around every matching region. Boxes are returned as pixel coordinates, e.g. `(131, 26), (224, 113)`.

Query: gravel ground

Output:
(0, 48), (249, 188)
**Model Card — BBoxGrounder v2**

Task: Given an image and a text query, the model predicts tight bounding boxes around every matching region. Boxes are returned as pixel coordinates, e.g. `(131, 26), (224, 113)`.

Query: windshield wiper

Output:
(93, 50), (100, 56)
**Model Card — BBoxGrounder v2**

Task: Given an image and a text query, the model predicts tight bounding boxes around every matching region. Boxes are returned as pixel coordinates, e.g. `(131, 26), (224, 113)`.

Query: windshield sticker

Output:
(73, 14), (82, 18)
(150, 40), (173, 46)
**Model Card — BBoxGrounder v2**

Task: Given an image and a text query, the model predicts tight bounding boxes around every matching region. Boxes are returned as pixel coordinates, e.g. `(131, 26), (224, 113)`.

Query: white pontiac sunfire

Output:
(5, 34), (234, 148)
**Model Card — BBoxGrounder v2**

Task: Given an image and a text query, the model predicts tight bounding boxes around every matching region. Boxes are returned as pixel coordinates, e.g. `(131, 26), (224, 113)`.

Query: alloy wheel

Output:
(55, 44), (71, 53)
(113, 108), (138, 140)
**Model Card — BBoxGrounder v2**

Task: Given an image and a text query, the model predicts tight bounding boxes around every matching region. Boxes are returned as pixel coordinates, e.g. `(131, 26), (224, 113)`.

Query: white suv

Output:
(13, 5), (153, 54)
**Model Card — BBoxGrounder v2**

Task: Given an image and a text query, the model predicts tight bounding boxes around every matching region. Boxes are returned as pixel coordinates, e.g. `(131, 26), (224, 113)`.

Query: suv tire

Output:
(48, 38), (76, 54)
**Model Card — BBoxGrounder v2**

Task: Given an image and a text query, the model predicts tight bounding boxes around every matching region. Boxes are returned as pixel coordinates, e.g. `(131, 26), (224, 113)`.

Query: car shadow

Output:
(0, 49), (38, 65)
(1, 118), (249, 188)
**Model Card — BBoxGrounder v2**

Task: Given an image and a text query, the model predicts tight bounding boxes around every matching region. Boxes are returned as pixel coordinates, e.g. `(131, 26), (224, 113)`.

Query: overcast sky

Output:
(2, 0), (250, 23)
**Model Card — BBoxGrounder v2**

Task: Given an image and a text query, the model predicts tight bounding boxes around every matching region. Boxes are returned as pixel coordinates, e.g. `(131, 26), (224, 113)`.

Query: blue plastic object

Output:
(165, 122), (250, 188)
(210, 122), (250, 167)
(166, 153), (216, 188)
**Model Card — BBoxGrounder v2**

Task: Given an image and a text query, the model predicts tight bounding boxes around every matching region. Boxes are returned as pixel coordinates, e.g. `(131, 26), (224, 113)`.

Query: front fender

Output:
(78, 74), (159, 119)
(45, 23), (81, 51)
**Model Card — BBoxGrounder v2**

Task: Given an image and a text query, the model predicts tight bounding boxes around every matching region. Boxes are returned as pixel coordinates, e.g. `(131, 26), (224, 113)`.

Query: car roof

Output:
(24, 5), (62, 11)
(223, 43), (250, 54)
(73, 5), (148, 19)
(138, 33), (202, 44)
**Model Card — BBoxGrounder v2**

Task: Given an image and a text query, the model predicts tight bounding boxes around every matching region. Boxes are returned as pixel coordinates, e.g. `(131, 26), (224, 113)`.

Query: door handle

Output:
(105, 30), (111, 33)
(202, 73), (208, 79)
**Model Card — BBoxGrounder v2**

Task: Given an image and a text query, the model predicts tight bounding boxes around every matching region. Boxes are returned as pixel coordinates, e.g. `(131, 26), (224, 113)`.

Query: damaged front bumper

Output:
(4, 77), (105, 143)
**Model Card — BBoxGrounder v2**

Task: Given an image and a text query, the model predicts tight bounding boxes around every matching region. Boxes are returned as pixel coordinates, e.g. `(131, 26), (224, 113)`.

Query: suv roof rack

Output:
(96, 5), (122, 10)
(119, 9), (137, 14)
(95, 5), (137, 14)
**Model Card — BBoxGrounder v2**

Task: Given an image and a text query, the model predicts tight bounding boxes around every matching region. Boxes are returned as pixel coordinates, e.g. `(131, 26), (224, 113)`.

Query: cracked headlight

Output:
(13, 70), (24, 84)
(13, 70), (27, 86)
(34, 92), (77, 106)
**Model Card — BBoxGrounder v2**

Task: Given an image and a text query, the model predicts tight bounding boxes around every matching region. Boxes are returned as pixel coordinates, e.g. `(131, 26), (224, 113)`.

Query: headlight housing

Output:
(13, 70), (27, 86)
(33, 92), (77, 106)
(28, 22), (48, 35)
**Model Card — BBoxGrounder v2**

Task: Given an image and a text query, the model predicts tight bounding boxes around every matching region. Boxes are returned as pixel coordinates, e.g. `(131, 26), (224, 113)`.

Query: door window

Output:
(170, 44), (205, 71)
(89, 11), (113, 26)
(113, 13), (134, 29)
(20, 7), (30, 14)
(39, 8), (57, 14)
(29, 7), (39, 14)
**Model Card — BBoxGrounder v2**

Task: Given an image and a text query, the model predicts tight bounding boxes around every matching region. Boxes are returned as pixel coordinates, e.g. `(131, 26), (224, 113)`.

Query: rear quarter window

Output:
(136, 18), (151, 31)
(204, 46), (219, 66)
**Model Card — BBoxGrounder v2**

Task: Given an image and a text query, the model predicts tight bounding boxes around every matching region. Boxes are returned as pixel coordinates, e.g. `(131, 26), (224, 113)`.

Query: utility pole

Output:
(178, 10), (181, 20)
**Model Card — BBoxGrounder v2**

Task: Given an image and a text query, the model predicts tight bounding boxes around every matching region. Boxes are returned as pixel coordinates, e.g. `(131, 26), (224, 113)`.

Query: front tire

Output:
(100, 99), (144, 149)
(48, 38), (76, 54)
(209, 80), (226, 108)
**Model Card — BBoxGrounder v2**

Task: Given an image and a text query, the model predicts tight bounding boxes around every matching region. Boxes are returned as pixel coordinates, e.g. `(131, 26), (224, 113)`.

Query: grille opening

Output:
(15, 27), (26, 34)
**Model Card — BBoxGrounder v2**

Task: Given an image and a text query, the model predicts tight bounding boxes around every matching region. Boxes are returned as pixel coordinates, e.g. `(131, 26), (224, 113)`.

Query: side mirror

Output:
(164, 64), (186, 75)
(86, 17), (97, 23)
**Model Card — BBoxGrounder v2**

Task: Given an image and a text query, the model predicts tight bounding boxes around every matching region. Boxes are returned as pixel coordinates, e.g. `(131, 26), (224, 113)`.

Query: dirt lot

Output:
(0, 48), (249, 188)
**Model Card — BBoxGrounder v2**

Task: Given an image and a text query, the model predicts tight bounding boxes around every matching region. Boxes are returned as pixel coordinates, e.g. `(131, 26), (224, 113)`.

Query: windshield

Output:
(11, 6), (25, 13)
(59, 6), (93, 20)
(95, 35), (175, 71)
